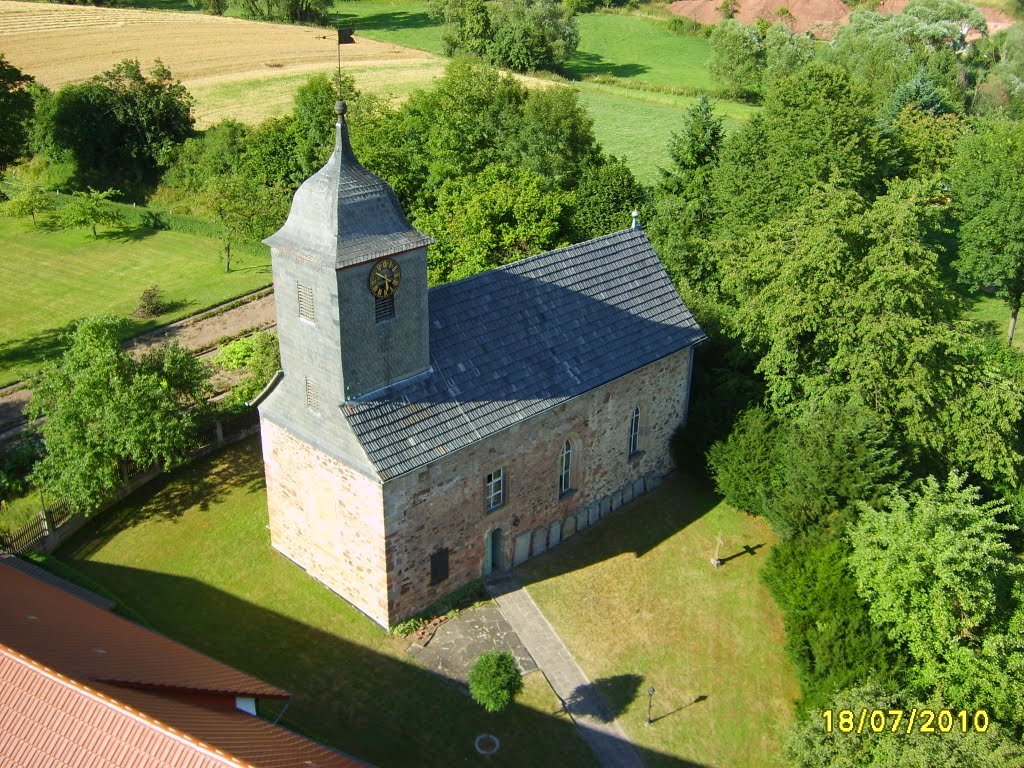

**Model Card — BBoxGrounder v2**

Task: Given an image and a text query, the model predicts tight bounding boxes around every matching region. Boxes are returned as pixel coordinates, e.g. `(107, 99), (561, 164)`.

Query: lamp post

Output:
(645, 686), (655, 727)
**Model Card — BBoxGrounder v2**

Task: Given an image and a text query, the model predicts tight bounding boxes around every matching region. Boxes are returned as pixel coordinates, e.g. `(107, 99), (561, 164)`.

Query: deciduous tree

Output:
(59, 187), (123, 238)
(28, 316), (210, 514)
(2, 183), (53, 226)
(0, 54), (34, 172)
(950, 117), (1024, 343)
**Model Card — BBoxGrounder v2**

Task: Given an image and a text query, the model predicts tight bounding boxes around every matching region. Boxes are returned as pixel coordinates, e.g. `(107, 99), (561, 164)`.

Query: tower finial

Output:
(335, 100), (353, 157)
(631, 209), (640, 230)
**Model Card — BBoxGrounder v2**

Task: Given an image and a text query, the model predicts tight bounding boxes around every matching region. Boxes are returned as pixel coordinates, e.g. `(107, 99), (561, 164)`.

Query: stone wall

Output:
(260, 418), (391, 626)
(382, 347), (693, 623)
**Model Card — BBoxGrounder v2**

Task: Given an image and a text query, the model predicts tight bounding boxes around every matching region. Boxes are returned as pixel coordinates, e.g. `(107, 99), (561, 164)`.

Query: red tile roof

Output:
(0, 563), (286, 699)
(0, 646), (245, 768)
(0, 561), (371, 768)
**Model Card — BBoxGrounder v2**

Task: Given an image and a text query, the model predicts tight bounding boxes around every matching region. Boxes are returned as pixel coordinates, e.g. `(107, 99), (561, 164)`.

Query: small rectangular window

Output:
(298, 283), (315, 322)
(305, 378), (320, 413)
(629, 407), (641, 456)
(559, 441), (572, 495)
(375, 295), (395, 323)
(430, 548), (449, 585)
(486, 468), (505, 511)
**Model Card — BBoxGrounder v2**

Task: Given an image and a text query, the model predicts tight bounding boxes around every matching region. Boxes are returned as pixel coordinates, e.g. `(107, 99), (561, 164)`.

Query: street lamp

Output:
(645, 686), (655, 727)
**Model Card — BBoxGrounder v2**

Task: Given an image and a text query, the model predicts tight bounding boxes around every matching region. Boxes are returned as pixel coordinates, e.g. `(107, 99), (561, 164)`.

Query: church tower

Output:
(259, 101), (434, 458)
(257, 102), (434, 626)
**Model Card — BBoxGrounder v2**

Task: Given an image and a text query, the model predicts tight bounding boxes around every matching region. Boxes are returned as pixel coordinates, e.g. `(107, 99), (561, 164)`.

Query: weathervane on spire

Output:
(315, 26), (356, 92)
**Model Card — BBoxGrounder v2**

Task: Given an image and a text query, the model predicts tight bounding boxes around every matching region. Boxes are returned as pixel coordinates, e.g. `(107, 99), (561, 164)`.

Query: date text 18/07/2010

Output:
(822, 709), (989, 735)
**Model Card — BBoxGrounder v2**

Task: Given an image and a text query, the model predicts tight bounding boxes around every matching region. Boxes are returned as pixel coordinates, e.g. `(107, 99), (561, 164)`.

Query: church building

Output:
(257, 101), (706, 628)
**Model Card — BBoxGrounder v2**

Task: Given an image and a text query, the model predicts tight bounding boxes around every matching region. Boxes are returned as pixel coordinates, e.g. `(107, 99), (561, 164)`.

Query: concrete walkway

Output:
(487, 576), (645, 768)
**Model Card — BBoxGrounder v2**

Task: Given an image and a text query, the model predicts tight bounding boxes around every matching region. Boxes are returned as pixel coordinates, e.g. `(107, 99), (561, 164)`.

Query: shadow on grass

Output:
(652, 694), (708, 724)
(0, 320), (80, 383)
(715, 542), (764, 566)
(563, 674), (644, 722)
(331, 8), (437, 32)
(65, 440), (267, 561)
(517, 472), (720, 585)
(96, 224), (162, 243)
(565, 52), (649, 80)
(45, 558), (710, 767)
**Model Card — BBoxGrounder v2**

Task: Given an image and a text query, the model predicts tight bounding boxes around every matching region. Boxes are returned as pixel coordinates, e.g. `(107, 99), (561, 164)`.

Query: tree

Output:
(950, 117), (1024, 343)
(28, 316), (211, 514)
(416, 163), (568, 284)
(468, 651), (523, 713)
(2, 183), (53, 226)
(0, 53), (34, 172)
(568, 157), (645, 242)
(32, 59), (194, 192)
(849, 474), (1024, 720)
(762, 528), (908, 714)
(428, 0), (493, 57)
(708, 20), (765, 102)
(291, 71), (359, 179)
(59, 187), (123, 238)
(650, 94), (724, 292)
(786, 685), (1024, 768)
(161, 119), (249, 196)
(712, 63), (883, 235)
(720, 180), (1024, 483)
(202, 176), (288, 271)
(708, 401), (902, 538)
(517, 86), (602, 190)
(488, 0), (579, 73)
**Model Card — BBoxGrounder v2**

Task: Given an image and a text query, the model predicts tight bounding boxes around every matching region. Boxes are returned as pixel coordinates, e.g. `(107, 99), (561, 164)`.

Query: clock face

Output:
(369, 258), (401, 299)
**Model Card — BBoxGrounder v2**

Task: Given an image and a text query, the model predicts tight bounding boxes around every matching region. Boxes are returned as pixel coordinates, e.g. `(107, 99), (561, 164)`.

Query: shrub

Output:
(667, 16), (705, 37)
(468, 651), (523, 712)
(214, 331), (281, 406)
(134, 285), (167, 317)
(762, 525), (907, 714)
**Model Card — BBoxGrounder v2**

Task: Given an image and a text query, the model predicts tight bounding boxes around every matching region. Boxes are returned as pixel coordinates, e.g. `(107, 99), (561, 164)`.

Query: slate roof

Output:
(264, 104), (433, 268)
(343, 227), (706, 480)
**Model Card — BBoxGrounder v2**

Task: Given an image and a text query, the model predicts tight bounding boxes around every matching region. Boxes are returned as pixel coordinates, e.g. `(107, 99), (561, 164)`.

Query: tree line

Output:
(651, 1), (1024, 764)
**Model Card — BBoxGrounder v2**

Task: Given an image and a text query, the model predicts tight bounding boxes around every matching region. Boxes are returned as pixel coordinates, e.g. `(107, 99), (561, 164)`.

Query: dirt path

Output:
(0, 292), (278, 441)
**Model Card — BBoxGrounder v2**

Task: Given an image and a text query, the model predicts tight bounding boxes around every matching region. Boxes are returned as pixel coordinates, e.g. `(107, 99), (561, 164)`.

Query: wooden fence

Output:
(0, 410), (260, 556)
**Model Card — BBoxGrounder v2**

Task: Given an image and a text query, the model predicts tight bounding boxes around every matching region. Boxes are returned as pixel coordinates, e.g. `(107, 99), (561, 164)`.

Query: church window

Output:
(559, 441), (572, 495)
(375, 295), (395, 323)
(430, 547), (450, 585)
(485, 468), (505, 511)
(297, 283), (315, 322)
(629, 406), (641, 456)
(305, 378), (320, 413)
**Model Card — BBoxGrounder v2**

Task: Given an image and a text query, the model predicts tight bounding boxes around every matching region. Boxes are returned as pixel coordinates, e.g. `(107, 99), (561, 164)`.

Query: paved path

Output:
(487, 576), (645, 768)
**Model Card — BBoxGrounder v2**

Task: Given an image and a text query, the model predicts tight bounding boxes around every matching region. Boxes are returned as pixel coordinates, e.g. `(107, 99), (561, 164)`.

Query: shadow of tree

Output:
(564, 52), (649, 80)
(562, 674), (644, 722)
(96, 224), (162, 243)
(65, 438), (267, 561)
(0, 321), (81, 383)
(331, 9), (437, 32)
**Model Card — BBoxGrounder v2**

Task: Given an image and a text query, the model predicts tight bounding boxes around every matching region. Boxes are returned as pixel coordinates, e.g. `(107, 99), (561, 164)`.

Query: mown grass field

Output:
(54, 437), (596, 767)
(0, 216), (270, 386)
(519, 475), (800, 768)
(566, 12), (714, 91)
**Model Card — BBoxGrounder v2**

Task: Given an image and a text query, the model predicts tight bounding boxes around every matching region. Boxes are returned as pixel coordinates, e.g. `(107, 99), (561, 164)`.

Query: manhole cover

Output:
(475, 734), (500, 755)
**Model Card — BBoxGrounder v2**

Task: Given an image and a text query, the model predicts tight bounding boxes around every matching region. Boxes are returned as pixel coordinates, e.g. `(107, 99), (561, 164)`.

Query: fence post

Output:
(216, 419), (224, 446)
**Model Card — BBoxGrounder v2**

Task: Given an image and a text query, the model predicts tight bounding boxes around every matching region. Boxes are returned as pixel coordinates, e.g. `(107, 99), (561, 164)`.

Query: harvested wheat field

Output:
(0, 1), (444, 125)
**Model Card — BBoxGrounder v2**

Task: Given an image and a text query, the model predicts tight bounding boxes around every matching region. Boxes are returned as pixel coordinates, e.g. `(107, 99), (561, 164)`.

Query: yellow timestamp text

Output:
(822, 709), (989, 735)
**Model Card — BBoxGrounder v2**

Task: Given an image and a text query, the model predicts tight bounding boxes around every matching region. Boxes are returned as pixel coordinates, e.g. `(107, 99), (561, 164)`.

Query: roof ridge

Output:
(0, 643), (255, 768)
(90, 676), (291, 699)
(429, 228), (643, 293)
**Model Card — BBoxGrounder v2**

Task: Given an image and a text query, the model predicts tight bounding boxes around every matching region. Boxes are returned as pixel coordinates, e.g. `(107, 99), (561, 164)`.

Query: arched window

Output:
(629, 406), (641, 456)
(559, 440), (572, 495)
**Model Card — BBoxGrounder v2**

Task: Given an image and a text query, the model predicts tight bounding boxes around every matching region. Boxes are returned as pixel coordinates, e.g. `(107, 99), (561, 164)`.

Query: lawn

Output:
(966, 293), (1021, 349)
(518, 475), (800, 768)
(54, 437), (597, 767)
(565, 12), (714, 92)
(0, 217), (270, 387)
(578, 83), (759, 184)
(329, 0), (445, 55)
